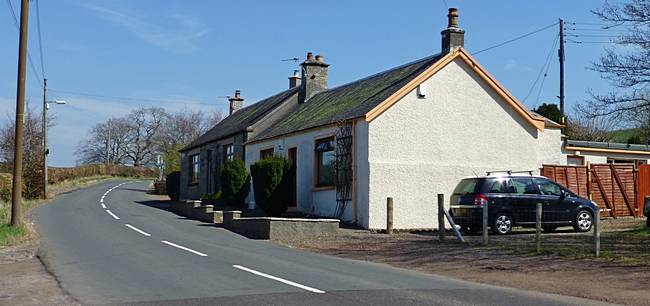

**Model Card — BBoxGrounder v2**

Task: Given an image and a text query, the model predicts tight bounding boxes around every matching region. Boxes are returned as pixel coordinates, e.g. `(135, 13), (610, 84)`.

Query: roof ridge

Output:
(320, 54), (440, 93)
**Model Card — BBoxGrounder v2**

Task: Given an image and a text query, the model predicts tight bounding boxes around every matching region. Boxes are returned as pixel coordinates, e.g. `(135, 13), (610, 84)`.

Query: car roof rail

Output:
(486, 170), (534, 176)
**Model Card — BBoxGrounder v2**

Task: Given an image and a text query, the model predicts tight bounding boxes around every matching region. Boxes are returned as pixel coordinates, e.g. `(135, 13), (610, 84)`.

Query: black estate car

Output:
(449, 174), (598, 235)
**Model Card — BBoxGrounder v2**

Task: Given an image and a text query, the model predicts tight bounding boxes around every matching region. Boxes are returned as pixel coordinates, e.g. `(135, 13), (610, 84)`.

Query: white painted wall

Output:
(245, 126), (356, 221)
(367, 58), (565, 230)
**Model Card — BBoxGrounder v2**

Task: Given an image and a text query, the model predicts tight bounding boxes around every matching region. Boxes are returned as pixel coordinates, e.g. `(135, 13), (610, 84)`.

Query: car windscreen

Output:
(453, 179), (479, 195)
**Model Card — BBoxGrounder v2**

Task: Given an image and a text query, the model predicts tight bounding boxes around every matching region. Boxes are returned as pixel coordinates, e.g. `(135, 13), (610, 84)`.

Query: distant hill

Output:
(610, 128), (646, 144)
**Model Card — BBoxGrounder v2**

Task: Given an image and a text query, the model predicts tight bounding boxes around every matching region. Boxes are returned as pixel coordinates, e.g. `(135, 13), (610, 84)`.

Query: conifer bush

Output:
(250, 156), (292, 216)
(220, 159), (250, 207)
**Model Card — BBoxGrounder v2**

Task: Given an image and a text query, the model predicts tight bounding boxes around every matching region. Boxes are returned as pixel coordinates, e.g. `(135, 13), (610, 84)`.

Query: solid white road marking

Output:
(161, 240), (207, 257)
(232, 265), (326, 294)
(105, 209), (120, 220)
(125, 224), (151, 237)
(101, 203), (106, 209)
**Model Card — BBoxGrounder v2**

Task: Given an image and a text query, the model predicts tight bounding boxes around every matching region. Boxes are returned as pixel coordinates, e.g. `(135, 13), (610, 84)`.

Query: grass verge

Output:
(0, 175), (132, 247)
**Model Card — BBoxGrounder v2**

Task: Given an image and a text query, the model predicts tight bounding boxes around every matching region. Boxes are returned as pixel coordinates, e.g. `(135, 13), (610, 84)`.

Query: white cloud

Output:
(81, 4), (208, 53)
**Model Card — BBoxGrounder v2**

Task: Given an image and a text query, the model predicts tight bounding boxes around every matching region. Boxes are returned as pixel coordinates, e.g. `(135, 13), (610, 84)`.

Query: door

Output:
(206, 150), (213, 194)
(510, 178), (539, 224)
(638, 164), (650, 215)
(534, 178), (570, 223)
(288, 147), (297, 208)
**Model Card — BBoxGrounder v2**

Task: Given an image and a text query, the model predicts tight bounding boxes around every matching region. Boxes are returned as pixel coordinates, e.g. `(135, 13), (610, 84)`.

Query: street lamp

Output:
(42, 77), (67, 199)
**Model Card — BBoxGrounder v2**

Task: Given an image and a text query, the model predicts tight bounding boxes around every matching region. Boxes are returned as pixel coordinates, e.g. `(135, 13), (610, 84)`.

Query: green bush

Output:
(220, 159), (250, 207)
(166, 171), (180, 201)
(250, 156), (292, 216)
(0, 175), (11, 203)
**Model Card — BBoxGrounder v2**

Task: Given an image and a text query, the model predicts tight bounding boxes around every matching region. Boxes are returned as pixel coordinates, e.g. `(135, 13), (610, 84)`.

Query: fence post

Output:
(536, 202), (542, 254)
(594, 206), (600, 257)
(482, 202), (488, 245)
(386, 197), (394, 235)
(437, 194), (445, 241)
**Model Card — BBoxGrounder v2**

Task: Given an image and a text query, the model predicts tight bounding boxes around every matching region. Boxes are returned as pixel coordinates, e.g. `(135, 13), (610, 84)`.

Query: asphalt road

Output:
(35, 180), (614, 305)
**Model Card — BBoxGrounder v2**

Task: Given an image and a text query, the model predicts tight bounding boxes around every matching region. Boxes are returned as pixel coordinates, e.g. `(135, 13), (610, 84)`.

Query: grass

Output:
(0, 175), (132, 247)
(610, 128), (646, 143)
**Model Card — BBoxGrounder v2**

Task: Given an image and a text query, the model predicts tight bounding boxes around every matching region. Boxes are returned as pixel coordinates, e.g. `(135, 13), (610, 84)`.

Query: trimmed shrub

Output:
(220, 159), (250, 207)
(250, 156), (292, 216)
(166, 171), (180, 201)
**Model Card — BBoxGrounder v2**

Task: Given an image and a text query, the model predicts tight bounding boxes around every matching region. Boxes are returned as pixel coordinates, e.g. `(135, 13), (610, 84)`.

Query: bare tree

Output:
(581, 0), (650, 131)
(123, 107), (168, 167)
(565, 112), (615, 142)
(0, 107), (50, 198)
(76, 118), (130, 165)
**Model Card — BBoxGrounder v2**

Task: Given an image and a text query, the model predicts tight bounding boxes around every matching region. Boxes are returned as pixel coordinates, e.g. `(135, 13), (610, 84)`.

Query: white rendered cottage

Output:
(244, 8), (565, 229)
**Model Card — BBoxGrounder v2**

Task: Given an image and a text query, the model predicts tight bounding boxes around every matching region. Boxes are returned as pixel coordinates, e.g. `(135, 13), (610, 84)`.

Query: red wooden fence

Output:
(542, 163), (639, 218)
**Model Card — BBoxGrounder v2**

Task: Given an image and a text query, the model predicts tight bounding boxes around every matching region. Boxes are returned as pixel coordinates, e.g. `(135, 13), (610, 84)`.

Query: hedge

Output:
(220, 159), (250, 207)
(250, 156), (292, 216)
(166, 171), (180, 201)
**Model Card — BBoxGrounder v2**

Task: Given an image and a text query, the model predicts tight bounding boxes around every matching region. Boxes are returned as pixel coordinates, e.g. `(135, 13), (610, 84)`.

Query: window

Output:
(511, 178), (538, 195)
(453, 179), (478, 195)
(487, 179), (514, 194)
(567, 155), (585, 166)
(314, 137), (335, 187)
(189, 154), (200, 184)
(534, 178), (562, 196)
(223, 144), (235, 162)
(260, 148), (274, 160)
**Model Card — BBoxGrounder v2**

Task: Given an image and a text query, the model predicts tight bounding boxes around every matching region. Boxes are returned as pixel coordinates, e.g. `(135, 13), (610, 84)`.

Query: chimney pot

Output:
(448, 8), (459, 28)
(315, 54), (324, 62)
(306, 52), (314, 60)
(441, 7), (465, 53)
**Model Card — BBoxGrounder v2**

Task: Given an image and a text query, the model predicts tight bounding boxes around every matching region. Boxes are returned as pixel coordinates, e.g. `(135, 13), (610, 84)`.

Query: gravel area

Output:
(273, 217), (650, 306)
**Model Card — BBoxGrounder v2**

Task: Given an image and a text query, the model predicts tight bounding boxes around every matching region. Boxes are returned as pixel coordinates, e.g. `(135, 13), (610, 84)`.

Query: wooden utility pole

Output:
(42, 78), (48, 199)
(11, 0), (30, 227)
(559, 19), (565, 126)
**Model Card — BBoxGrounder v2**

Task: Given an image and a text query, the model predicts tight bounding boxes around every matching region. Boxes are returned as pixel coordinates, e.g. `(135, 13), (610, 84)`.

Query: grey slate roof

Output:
(248, 54), (444, 143)
(182, 87), (299, 151)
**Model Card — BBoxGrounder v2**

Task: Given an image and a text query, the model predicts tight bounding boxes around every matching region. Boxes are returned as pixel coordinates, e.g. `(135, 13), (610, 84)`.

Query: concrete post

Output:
(438, 194), (445, 241)
(594, 207), (600, 257)
(386, 197), (394, 235)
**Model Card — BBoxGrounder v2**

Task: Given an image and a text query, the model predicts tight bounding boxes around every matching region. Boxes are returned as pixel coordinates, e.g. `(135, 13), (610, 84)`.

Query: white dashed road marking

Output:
(161, 240), (208, 257)
(105, 209), (120, 220)
(232, 265), (326, 294)
(125, 224), (151, 237)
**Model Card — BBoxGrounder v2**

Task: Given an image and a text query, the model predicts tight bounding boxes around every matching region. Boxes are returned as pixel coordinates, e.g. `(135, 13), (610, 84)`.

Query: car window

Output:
(487, 179), (513, 194)
(453, 179), (478, 195)
(535, 178), (563, 196)
(511, 178), (538, 195)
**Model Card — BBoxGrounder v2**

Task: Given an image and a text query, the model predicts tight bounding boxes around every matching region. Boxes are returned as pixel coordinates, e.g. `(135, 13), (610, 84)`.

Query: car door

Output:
(534, 178), (567, 223)
(509, 178), (538, 225)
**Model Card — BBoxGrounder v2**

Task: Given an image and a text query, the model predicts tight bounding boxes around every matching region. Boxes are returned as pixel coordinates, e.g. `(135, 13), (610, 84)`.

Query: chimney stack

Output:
(441, 8), (465, 53)
(289, 70), (301, 89)
(299, 51), (329, 103)
(228, 90), (244, 115)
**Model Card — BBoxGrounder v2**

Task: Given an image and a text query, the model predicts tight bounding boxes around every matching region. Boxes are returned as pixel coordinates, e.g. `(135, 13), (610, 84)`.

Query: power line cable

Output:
(5, 0), (43, 88)
(472, 22), (558, 55)
(35, 0), (45, 78)
(534, 46), (556, 106)
(523, 33), (559, 103)
(48, 89), (227, 106)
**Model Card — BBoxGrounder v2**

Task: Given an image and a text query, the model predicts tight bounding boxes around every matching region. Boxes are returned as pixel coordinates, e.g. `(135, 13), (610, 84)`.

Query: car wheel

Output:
(492, 213), (513, 235)
(542, 225), (557, 233)
(574, 210), (593, 232)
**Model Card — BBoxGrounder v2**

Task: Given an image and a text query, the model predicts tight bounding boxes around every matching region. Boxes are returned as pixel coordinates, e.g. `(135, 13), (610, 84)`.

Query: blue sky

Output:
(1, 0), (622, 166)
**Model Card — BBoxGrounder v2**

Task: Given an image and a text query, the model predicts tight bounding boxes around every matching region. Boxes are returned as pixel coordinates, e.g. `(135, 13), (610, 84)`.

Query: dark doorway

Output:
(288, 147), (297, 208)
